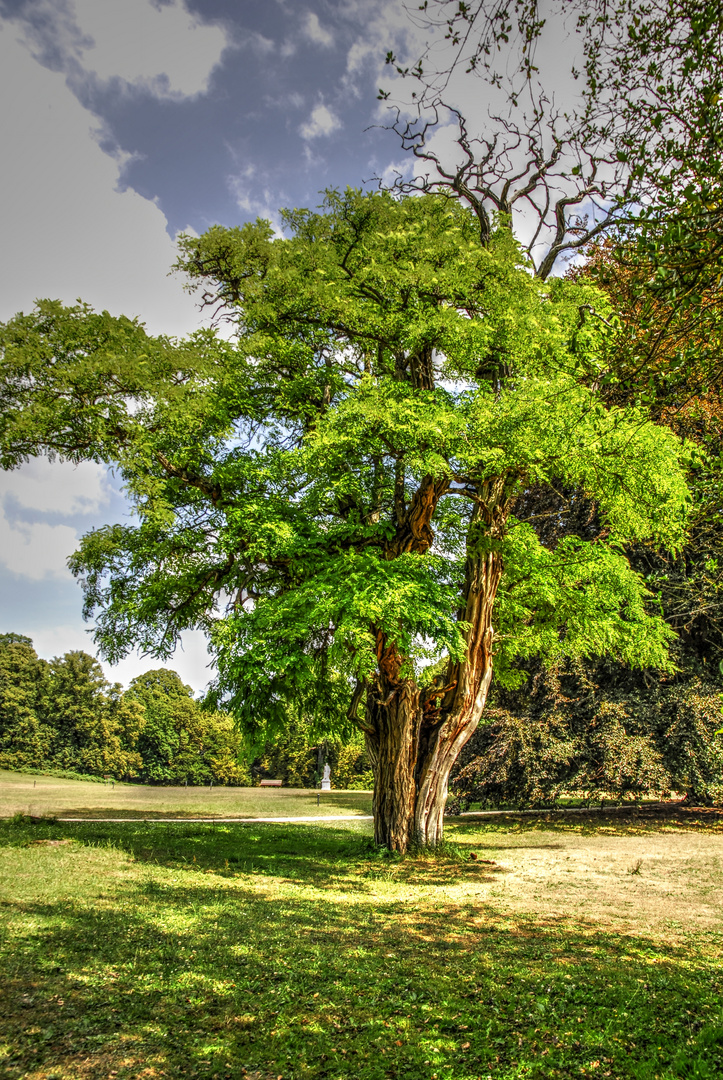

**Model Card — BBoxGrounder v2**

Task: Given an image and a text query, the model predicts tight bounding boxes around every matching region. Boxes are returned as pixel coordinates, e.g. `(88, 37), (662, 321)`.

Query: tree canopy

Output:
(126, 668), (250, 786)
(0, 637), (259, 786)
(0, 188), (691, 848)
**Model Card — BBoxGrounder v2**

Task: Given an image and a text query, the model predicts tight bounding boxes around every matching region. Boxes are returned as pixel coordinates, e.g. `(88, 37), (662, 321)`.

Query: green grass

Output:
(0, 770), (372, 820)
(1, 811), (723, 1080)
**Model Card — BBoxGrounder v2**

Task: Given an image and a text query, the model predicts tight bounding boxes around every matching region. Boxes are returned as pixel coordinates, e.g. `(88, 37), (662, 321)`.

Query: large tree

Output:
(369, 0), (723, 820)
(46, 651), (144, 779)
(0, 190), (688, 849)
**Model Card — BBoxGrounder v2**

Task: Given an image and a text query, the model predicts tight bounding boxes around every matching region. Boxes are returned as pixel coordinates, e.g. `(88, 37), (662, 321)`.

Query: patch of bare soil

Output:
(456, 811), (723, 939)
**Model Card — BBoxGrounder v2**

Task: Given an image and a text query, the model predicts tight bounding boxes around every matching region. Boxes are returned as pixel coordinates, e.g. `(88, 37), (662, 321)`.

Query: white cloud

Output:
(299, 103), (342, 140)
(0, 458), (215, 690)
(376, 157), (415, 188)
(338, 0), (426, 94)
(240, 29), (275, 57)
(345, 40), (373, 79)
(105, 630), (215, 694)
(227, 175), (286, 237)
(301, 12), (334, 49)
(0, 22), (205, 337)
(29, 623), (96, 659)
(0, 457), (215, 691)
(0, 514), (77, 580)
(0, 459), (111, 516)
(0, 18), (227, 689)
(27, 0), (230, 101)
(0, 459), (113, 580)
(29, 624), (215, 694)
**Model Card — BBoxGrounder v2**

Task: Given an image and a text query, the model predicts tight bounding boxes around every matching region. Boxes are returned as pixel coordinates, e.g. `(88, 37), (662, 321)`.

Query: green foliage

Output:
(0, 299), (237, 471)
(256, 712), (373, 789)
(256, 719), (320, 788)
(333, 732), (375, 790)
(126, 668), (251, 786)
(0, 637), (256, 786)
(450, 660), (723, 809)
(0, 191), (691, 757)
(45, 651), (143, 779)
(494, 529), (677, 687)
(0, 634), (369, 790)
(0, 638), (143, 780)
(0, 637), (53, 771)
(658, 679), (723, 802)
(464, 375), (690, 545)
(211, 550), (467, 729)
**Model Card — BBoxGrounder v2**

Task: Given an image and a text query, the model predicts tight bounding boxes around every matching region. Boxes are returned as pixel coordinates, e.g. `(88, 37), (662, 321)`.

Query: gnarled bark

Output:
(362, 636), (419, 849)
(413, 539), (503, 846)
(364, 686), (420, 849)
(363, 490), (508, 852)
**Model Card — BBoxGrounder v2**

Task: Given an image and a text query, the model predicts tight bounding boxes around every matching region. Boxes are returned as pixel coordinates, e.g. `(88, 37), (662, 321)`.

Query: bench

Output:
(259, 779), (283, 787)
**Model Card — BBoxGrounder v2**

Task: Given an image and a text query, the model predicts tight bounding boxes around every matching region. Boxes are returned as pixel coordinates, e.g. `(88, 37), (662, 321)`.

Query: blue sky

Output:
(0, 0), (427, 691)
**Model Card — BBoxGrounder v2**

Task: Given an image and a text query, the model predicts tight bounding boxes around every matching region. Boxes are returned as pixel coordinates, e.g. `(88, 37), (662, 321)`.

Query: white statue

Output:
(321, 763), (331, 791)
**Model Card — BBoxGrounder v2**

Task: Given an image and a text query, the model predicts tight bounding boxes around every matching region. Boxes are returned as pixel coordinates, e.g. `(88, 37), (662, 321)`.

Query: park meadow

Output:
(3, 1), (723, 1078)
(1, 773), (723, 1080)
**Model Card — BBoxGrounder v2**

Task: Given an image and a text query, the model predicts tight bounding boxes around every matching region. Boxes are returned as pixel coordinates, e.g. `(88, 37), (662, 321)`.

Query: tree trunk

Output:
(413, 539), (502, 845)
(363, 495), (507, 852)
(360, 636), (417, 850)
(364, 677), (420, 850)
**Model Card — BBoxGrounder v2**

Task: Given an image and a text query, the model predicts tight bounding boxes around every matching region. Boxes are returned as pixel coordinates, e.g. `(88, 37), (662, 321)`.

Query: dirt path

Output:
(54, 814), (375, 823)
(446, 820), (723, 939)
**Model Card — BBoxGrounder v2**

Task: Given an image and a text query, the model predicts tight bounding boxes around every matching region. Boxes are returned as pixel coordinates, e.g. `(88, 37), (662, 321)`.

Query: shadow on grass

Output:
(5, 817), (505, 891)
(2, 819), (723, 1080)
(2, 886), (722, 1080)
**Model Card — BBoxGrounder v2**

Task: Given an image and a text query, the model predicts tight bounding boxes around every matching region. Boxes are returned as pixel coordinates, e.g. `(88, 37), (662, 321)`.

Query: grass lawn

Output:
(1, 807), (723, 1080)
(0, 771), (372, 820)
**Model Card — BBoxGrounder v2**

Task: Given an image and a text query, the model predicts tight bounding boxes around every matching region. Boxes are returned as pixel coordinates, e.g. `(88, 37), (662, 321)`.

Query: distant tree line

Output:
(0, 634), (372, 788)
(4, 623), (718, 801)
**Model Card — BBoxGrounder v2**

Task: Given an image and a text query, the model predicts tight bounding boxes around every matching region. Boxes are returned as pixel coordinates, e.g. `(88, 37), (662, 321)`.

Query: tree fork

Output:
(386, 473), (450, 557)
(365, 496), (507, 852)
